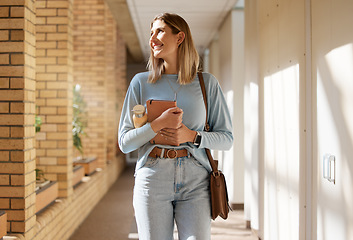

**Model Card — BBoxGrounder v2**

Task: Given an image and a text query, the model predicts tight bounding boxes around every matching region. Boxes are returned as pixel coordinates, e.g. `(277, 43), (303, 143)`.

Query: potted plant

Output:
(35, 180), (58, 214)
(72, 84), (98, 176)
(72, 84), (87, 158)
(35, 168), (58, 213)
(35, 169), (50, 191)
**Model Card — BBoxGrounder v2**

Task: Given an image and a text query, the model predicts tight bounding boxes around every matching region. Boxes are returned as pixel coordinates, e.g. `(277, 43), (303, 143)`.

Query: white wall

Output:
(257, 0), (307, 239)
(208, 0), (353, 239)
(312, 0), (353, 239)
(243, 0), (353, 239)
(244, 0), (260, 232)
(207, 9), (245, 205)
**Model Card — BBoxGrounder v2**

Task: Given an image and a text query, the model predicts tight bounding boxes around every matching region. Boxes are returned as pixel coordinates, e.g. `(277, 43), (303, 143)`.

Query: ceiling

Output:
(105, 0), (242, 63)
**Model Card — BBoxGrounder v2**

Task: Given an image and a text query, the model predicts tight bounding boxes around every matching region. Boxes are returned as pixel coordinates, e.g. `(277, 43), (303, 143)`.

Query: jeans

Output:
(133, 154), (211, 240)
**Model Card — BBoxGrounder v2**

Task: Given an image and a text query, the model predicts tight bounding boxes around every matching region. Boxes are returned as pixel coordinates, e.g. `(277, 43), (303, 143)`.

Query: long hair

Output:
(147, 13), (199, 85)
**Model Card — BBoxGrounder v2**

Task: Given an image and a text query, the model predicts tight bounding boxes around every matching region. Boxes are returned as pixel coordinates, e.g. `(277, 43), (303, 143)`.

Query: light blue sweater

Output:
(118, 72), (233, 172)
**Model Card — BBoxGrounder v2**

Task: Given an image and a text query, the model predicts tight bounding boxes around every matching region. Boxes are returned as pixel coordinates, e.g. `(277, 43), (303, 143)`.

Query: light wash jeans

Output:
(133, 154), (211, 240)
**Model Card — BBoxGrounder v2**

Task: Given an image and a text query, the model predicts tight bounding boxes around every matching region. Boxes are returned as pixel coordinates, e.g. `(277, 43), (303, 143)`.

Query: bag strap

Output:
(197, 72), (219, 173)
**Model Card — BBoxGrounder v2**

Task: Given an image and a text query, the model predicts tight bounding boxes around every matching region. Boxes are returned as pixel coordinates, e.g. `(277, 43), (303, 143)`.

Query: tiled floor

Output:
(210, 211), (258, 240)
(70, 162), (258, 240)
(128, 210), (258, 240)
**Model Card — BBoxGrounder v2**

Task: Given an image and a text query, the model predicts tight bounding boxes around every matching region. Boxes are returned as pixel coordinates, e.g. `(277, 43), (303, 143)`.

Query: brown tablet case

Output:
(146, 99), (179, 146)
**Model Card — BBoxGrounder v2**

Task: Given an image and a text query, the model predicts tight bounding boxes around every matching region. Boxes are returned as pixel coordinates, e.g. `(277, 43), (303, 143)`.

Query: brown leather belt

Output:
(149, 147), (189, 159)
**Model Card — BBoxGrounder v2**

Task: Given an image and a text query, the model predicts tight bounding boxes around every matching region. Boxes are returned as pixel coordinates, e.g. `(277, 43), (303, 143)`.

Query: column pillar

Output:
(35, 0), (74, 198)
(73, 0), (107, 168)
(0, 0), (36, 237)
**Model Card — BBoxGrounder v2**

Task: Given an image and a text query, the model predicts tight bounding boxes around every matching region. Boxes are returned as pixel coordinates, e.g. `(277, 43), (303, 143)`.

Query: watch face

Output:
(195, 134), (201, 144)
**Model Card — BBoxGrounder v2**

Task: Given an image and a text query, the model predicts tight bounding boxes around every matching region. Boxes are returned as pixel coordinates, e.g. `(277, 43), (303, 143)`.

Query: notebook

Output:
(146, 99), (179, 146)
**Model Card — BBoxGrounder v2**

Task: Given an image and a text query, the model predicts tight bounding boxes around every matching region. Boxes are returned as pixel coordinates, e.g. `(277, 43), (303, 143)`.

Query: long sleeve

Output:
(118, 76), (157, 153)
(198, 75), (233, 151)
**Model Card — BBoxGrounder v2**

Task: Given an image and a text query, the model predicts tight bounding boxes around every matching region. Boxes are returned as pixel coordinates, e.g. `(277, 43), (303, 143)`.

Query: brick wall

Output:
(116, 29), (127, 133)
(35, 0), (74, 198)
(104, 7), (127, 162)
(0, 0), (127, 238)
(33, 159), (124, 240)
(0, 0), (37, 238)
(73, 0), (108, 168)
(105, 5), (117, 162)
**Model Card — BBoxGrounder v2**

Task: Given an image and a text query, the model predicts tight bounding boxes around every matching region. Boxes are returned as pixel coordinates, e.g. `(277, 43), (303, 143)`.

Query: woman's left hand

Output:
(159, 124), (197, 145)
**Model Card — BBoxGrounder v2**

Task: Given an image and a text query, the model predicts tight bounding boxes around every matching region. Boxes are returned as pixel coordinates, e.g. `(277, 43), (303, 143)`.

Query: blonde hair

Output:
(147, 13), (199, 85)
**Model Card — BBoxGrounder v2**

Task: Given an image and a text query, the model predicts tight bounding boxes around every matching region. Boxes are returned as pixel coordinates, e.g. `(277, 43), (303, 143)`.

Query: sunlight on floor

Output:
(128, 210), (258, 240)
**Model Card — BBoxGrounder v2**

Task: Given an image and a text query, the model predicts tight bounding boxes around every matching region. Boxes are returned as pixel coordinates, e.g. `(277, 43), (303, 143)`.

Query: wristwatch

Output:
(193, 132), (201, 146)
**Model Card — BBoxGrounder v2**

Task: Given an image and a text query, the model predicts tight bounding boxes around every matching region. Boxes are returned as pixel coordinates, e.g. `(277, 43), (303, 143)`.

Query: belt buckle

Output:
(166, 149), (178, 159)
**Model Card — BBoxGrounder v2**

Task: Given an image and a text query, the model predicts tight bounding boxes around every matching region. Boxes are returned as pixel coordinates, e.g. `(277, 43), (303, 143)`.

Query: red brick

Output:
(0, 114), (24, 125)
(10, 174), (25, 186)
(0, 54), (9, 64)
(0, 151), (9, 161)
(10, 126), (25, 137)
(36, 73), (58, 81)
(0, 175), (9, 185)
(0, 42), (24, 52)
(11, 221), (25, 233)
(0, 30), (9, 41)
(0, 7), (9, 17)
(10, 7), (24, 17)
(0, 90), (25, 101)
(10, 198), (25, 209)
(0, 198), (10, 208)
(0, 78), (9, 88)
(0, 139), (25, 150)
(0, 102), (9, 113)
(10, 30), (24, 41)
(47, 1), (69, 8)
(10, 151), (24, 162)
(47, 17), (69, 25)
(36, 8), (56, 17)
(47, 33), (68, 41)
(0, 163), (24, 174)
(11, 53), (24, 65)
(0, 127), (10, 137)
(0, 186), (24, 198)
(39, 107), (57, 115)
(10, 78), (24, 88)
(0, 66), (24, 77)
(6, 209), (25, 221)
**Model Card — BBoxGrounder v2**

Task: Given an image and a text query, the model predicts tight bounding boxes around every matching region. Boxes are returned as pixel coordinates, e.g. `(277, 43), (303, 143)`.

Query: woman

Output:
(118, 13), (233, 240)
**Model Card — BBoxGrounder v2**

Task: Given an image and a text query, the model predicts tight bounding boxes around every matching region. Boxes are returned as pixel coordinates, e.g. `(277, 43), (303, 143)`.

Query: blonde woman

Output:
(118, 13), (233, 240)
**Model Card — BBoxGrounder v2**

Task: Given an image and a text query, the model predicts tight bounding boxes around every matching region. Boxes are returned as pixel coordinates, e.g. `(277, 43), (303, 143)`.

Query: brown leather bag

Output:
(198, 72), (232, 220)
(146, 99), (179, 146)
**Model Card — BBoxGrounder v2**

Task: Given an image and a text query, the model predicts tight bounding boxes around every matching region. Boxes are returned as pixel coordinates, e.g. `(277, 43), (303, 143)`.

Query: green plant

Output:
(35, 114), (42, 133)
(72, 84), (88, 155)
(35, 169), (45, 182)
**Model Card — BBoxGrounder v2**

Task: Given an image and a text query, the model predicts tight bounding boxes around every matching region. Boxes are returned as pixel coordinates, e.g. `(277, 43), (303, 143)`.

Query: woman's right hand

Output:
(150, 107), (183, 133)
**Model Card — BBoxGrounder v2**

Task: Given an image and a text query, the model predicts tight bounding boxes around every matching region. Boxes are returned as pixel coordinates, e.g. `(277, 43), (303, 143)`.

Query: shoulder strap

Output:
(197, 72), (210, 131)
(197, 72), (218, 173)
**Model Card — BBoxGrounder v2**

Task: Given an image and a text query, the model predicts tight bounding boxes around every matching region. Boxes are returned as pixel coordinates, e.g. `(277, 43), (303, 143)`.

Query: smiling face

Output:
(149, 19), (182, 63)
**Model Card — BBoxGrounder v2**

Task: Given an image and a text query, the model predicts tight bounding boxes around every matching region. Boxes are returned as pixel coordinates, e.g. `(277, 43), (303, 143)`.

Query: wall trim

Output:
(231, 203), (244, 210)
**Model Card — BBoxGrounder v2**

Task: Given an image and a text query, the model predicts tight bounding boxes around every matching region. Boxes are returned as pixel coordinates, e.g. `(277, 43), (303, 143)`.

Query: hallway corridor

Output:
(69, 163), (258, 240)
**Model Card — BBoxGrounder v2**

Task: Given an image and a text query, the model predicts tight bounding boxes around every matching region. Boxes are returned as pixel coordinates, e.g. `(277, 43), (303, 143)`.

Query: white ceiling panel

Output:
(126, 0), (239, 60)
